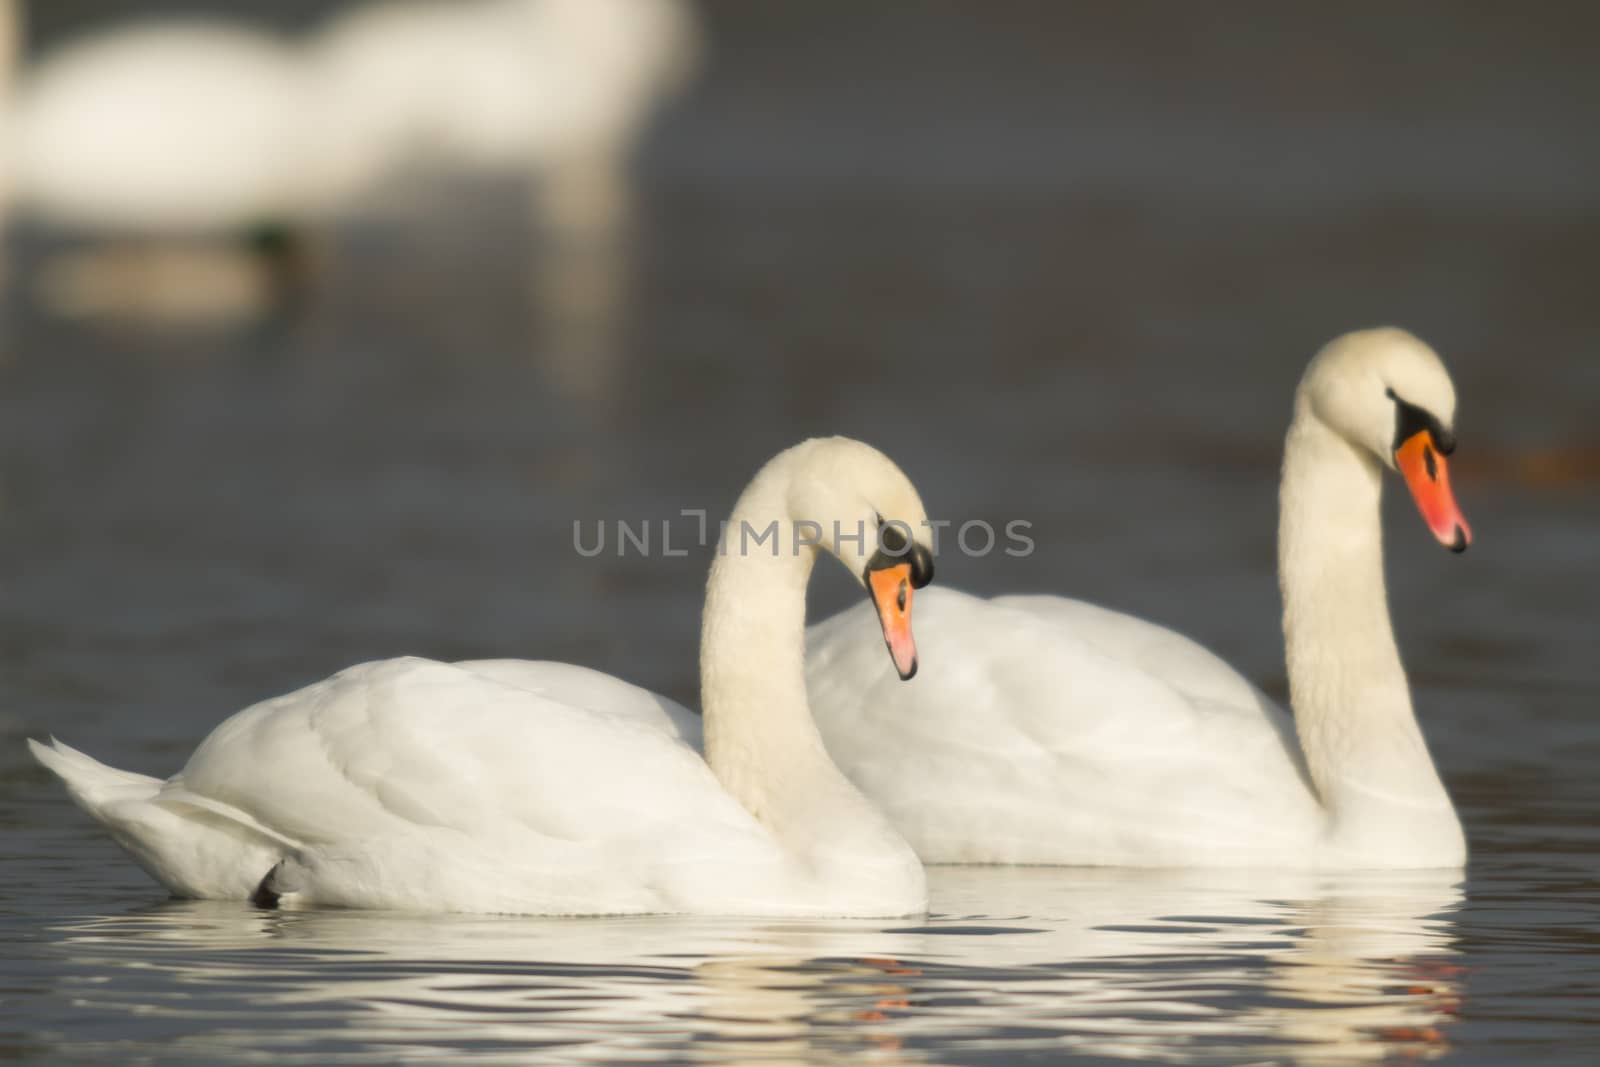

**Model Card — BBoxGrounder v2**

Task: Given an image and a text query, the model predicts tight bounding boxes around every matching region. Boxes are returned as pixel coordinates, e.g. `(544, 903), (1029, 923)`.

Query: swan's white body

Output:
(809, 590), (1328, 866)
(308, 0), (696, 194)
(809, 330), (1470, 869)
(3, 0), (697, 231)
(7, 22), (317, 232)
(32, 438), (930, 916)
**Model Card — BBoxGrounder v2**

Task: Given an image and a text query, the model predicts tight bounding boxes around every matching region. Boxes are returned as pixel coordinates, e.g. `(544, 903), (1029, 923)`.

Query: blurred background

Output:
(0, 0), (1596, 836)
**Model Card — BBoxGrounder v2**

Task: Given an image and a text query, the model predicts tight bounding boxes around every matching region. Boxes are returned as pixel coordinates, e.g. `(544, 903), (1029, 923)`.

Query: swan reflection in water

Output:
(42, 867), (1462, 1065)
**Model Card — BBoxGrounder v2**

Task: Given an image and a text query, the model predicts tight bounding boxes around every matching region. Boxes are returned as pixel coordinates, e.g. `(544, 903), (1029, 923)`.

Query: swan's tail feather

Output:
(28, 737), (284, 900)
(27, 737), (163, 811)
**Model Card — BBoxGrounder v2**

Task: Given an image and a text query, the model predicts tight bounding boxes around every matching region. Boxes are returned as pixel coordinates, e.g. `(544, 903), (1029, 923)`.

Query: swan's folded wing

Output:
(174, 657), (764, 865)
(452, 658), (703, 748)
(807, 589), (1321, 865)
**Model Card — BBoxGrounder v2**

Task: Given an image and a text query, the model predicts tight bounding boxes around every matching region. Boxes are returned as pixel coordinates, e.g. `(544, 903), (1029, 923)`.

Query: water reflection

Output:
(35, 867), (1462, 1065)
(528, 207), (634, 416)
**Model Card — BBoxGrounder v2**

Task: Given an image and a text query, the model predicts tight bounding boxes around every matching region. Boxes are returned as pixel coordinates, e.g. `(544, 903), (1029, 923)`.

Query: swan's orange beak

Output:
(868, 563), (918, 680)
(1396, 429), (1471, 552)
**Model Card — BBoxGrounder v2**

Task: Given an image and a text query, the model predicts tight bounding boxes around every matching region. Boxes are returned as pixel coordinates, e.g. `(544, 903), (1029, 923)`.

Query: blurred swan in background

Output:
(809, 328), (1474, 870)
(0, 9), (313, 325)
(303, 0), (699, 403)
(0, 0), (698, 322)
(8, 21), (315, 233)
(309, 0), (698, 234)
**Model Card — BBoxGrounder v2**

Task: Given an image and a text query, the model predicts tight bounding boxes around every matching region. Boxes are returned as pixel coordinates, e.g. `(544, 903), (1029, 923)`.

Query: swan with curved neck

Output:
(31, 437), (935, 915)
(808, 329), (1472, 868)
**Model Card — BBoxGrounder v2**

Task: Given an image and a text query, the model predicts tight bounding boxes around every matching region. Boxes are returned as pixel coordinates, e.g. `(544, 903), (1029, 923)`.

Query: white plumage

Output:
(810, 329), (1472, 869)
(8, 21), (317, 232)
(4, 0), (698, 232)
(31, 658), (778, 914)
(809, 589), (1324, 866)
(32, 439), (934, 916)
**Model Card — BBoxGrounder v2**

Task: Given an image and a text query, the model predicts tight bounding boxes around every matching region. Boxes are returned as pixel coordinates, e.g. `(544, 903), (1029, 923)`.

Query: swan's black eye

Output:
(879, 523), (908, 555)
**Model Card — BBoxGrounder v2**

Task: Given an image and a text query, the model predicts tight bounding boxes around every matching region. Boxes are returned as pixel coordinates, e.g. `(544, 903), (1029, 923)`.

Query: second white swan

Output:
(808, 329), (1473, 869)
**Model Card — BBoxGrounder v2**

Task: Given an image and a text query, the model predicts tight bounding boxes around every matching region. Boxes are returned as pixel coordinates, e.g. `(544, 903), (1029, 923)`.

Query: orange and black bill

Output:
(868, 563), (918, 680)
(1396, 429), (1471, 552)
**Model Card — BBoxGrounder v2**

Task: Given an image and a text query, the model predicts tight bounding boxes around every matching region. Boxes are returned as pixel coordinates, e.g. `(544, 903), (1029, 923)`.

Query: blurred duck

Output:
(31, 438), (936, 917)
(807, 329), (1474, 869)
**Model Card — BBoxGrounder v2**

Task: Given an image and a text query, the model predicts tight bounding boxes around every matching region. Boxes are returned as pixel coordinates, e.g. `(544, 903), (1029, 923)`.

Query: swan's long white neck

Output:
(699, 450), (920, 885)
(1278, 403), (1464, 862)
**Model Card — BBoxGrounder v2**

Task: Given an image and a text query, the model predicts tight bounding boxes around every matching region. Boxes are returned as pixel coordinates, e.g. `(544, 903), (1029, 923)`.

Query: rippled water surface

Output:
(0, 869), (1505, 1065)
(4, 4), (1600, 1064)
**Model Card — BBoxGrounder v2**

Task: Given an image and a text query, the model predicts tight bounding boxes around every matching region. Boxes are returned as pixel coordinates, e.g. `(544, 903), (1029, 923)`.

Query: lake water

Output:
(3, 4), (1599, 1064)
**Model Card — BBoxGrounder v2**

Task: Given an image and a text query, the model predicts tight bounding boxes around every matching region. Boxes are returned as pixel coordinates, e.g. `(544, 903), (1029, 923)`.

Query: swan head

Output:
(1299, 327), (1471, 552)
(785, 437), (936, 680)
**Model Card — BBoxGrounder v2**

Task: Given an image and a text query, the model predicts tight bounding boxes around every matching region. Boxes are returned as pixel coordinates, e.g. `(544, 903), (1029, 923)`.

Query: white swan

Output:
(30, 437), (936, 916)
(1, 12), (320, 322)
(4, 0), (697, 231)
(807, 328), (1473, 868)
(305, 0), (697, 228)
(7, 19), (317, 233)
